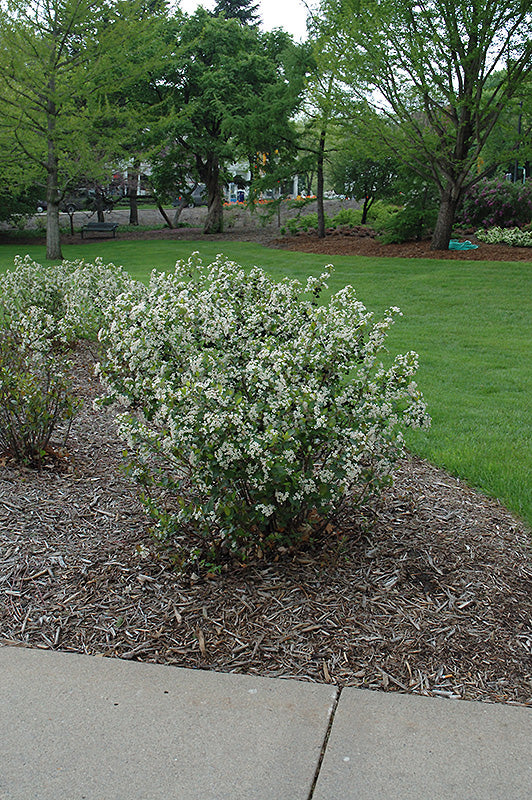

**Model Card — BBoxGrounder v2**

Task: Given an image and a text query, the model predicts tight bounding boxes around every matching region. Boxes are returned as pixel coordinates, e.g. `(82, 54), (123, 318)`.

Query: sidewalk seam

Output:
(307, 686), (342, 800)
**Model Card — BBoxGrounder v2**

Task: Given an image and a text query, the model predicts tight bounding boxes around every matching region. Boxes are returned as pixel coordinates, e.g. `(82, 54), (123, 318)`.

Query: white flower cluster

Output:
(476, 227), (532, 247)
(99, 254), (430, 563)
(0, 254), (134, 352)
(0, 255), (134, 465)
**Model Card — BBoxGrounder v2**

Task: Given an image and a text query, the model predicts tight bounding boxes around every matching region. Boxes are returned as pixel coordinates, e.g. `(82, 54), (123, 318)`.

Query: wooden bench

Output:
(81, 222), (119, 239)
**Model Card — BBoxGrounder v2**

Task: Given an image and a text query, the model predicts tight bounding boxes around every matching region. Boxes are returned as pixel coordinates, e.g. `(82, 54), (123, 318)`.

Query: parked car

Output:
(172, 184), (208, 208)
(36, 189), (114, 214)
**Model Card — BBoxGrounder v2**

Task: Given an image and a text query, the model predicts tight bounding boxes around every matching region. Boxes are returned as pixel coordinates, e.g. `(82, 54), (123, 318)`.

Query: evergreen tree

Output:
(213, 0), (260, 25)
(150, 10), (305, 234)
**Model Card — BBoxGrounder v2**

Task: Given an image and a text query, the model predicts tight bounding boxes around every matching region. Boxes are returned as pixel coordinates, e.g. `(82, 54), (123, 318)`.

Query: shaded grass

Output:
(1, 238), (531, 529)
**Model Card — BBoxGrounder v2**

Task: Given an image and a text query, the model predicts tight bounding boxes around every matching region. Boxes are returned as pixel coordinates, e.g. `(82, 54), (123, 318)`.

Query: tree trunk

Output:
(431, 185), (461, 250)
(173, 198), (188, 226)
(128, 193), (139, 225)
(316, 127), (326, 239)
(94, 190), (105, 223)
(128, 164), (140, 225)
(46, 202), (62, 260)
(156, 200), (174, 228)
(45, 96), (62, 260)
(361, 196), (372, 225)
(203, 157), (223, 234)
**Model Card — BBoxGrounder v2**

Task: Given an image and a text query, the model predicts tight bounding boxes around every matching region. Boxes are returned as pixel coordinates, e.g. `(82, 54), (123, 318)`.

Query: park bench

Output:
(81, 221), (119, 239)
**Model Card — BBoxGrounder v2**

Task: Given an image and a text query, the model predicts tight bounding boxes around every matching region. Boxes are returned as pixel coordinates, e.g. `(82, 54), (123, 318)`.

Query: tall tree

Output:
(0, 0), (137, 258)
(300, 10), (355, 237)
(212, 0), (260, 24)
(327, 107), (400, 222)
(153, 10), (306, 234)
(321, 0), (532, 249)
(304, 71), (337, 238)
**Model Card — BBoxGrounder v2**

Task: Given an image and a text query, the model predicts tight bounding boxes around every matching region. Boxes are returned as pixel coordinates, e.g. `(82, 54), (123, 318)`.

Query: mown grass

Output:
(1, 238), (531, 529)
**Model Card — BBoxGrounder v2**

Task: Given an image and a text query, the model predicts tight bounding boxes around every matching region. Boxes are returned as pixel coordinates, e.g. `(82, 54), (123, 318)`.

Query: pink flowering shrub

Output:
(457, 179), (532, 229)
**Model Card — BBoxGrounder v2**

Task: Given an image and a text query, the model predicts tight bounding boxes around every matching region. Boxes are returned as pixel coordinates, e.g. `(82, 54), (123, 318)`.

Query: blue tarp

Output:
(449, 239), (478, 250)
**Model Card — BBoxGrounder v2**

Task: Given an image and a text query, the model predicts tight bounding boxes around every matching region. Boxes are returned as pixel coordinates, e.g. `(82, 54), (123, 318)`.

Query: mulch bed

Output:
(270, 229), (532, 262)
(2, 344), (532, 705)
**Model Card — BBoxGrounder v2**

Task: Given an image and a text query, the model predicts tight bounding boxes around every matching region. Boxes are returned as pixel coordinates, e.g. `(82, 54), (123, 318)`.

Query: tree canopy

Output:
(148, 9), (307, 233)
(320, 0), (532, 248)
(331, 151), (398, 222)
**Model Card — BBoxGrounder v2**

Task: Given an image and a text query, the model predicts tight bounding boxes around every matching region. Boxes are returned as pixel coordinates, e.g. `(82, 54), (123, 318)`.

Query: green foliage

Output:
(0, 186), (42, 224)
(0, 329), (80, 467)
(281, 206), (390, 235)
(282, 208), (365, 234)
(0, 254), (134, 467)
(378, 176), (439, 242)
(330, 207), (362, 226)
(141, 9), (308, 233)
(379, 206), (438, 243)
(281, 212), (327, 234)
(478, 81), (532, 175)
(0, 0), (146, 257)
(456, 179), (532, 229)
(331, 154), (399, 221)
(212, 0), (260, 24)
(367, 201), (401, 229)
(98, 255), (428, 568)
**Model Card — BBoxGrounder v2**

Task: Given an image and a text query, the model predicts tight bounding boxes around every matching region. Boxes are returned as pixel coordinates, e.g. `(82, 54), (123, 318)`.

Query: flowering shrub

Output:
(98, 254), (429, 567)
(0, 256), (65, 351)
(457, 179), (532, 229)
(0, 256), (132, 465)
(0, 329), (80, 466)
(476, 226), (532, 247)
(63, 258), (136, 342)
(0, 255), (134, 349)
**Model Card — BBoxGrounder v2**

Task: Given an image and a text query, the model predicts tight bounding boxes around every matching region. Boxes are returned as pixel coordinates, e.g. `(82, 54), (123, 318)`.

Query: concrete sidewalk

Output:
(1, 645), (531, 800)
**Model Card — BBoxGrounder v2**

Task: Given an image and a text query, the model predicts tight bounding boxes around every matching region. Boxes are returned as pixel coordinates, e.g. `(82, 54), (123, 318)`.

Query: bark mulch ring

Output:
(2, 344), (532, 706)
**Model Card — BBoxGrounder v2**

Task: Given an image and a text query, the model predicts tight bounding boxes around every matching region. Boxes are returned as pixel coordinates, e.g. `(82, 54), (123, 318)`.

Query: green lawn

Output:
(1, 239), (531, 530)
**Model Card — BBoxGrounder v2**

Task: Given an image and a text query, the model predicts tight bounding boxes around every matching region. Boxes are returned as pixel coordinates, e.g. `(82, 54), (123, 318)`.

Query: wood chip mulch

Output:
(271, 229), (532, 261)
(2, 344), (532, 706)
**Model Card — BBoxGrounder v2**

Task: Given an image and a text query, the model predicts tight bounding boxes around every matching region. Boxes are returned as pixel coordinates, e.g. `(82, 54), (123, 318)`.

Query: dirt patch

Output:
(2, 346), (531, 705)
